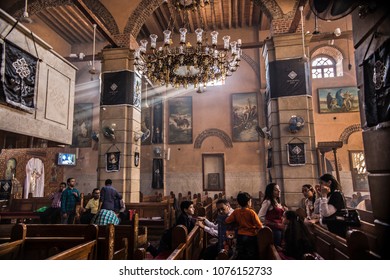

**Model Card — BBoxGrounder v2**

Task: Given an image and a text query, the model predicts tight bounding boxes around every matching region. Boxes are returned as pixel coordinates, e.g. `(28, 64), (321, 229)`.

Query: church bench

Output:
(166, 243), (186, 260)
(135, 224), (205, 260)
(98, 214), (148, 260)
(19, 224), (99, 259)
(0, 224), (16, 243)
(171, 225), (204, 260)
(257, 226), (281, 260)
(307, 223), (381, 260)
(0, 197), (51, 223)
(126, 202), (174, 241)
(0, 223), (26, 259)
(216, 226), (281, 260)
(46, 239), (97, 260)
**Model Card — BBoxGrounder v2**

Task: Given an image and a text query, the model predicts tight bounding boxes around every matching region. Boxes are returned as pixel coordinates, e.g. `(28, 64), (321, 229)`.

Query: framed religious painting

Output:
(318, 87), (359, 114)
(168, 96), (192, 144)
(231, 92), (259, 142)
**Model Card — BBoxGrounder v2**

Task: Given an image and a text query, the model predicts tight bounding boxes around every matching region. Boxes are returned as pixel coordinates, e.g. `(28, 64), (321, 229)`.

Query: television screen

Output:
(57, 153), (76, 166)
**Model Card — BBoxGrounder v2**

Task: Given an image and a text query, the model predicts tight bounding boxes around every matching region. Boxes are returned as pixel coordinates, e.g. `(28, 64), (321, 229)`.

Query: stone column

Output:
(98, 48), (141, 202)
(263, 33), (318, 208)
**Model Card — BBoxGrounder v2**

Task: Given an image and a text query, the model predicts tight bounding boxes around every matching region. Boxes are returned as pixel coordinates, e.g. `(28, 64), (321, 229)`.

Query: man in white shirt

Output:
(197, 199), (234, 259)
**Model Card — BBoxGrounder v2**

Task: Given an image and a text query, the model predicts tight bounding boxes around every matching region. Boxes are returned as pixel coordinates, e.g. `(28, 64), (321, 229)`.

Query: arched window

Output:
(311, 55), (337, 79)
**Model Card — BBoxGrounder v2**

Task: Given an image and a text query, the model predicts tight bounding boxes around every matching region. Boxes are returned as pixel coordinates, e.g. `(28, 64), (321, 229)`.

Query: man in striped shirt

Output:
(40, 182), (66, 224)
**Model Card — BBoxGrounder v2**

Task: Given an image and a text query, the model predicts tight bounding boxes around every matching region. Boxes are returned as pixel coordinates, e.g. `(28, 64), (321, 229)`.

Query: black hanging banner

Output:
(287, 143), (306, 166)
(0, 41), (38, 113)
(153, 101), (163, 144)
(363, 38), (390, 127)
(152, 159), (163, 189)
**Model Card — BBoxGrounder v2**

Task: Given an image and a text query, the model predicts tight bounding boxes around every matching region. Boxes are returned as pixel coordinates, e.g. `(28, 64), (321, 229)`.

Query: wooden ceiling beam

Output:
(248, 0), (254, 27)
(240, 0), (245, 28)
(228, 0), (232, 29)
(233, 0), (238, 28)
(217, 0), (225, 29)
(288, 0), (309, 33)
(37, 12), (75, 44)
(71, 0), (118, 47)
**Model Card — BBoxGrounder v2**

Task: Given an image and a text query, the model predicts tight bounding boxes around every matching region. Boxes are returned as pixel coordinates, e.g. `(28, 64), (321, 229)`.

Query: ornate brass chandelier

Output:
(134, 0), (242, 90)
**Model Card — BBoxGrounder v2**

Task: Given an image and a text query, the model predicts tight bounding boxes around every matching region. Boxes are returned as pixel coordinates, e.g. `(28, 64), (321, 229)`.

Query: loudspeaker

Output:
(268, 58), (311, 98)
(101, 70), (141, 107)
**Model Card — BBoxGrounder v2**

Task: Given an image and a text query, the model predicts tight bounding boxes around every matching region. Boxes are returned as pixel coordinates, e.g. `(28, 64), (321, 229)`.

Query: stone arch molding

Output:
(125, 0), (289, 39)
(194, 129), (233, 149)
(339, 124), (362, 144)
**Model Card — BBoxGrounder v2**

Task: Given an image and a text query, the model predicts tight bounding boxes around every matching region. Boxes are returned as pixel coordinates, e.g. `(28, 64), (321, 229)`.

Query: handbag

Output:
(335, 209), (361, 227)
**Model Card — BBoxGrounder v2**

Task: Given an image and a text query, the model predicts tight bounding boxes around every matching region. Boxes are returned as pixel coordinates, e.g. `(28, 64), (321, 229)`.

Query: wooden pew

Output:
(167, 243), (186, 260)
(0, 197), (51, 223)
(126, 201), (174, 241)
(307, 222), (381, 260)
(46, 240), (97, 260)
(98, 214), (147, 260)
(0, 224), (15, 243)
(171, 225), (204, 260)
(217, 226), (281, 260)
(21, 224), (99, 259)
(0, 223), (26, 260)
(257, 226), (281, 260)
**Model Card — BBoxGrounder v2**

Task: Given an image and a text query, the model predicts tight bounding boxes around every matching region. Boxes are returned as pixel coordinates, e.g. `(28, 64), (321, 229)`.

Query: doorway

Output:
(202, 153), (225, 191)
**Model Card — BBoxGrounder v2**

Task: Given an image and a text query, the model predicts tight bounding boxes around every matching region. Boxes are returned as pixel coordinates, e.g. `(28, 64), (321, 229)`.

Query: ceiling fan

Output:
(20, 0), (33, 24)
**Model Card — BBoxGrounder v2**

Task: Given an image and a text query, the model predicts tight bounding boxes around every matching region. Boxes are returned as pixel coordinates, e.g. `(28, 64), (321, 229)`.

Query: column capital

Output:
(101, 48), (136, 72)
(263, 33), (312, 62)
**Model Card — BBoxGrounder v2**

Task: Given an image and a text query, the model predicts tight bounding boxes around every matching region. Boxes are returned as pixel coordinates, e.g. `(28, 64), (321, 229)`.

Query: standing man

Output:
(100, 179), (122, 212)
(61, 177), (80, 224)
(40, 182), (66, 224)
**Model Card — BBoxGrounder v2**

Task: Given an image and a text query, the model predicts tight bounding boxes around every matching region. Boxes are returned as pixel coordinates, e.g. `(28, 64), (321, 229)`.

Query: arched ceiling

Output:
(0, 0), (306, 59)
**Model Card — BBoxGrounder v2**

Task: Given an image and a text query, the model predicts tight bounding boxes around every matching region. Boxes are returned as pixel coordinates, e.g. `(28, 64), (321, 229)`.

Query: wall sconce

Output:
(288, 115), (305, 133)
(334, 28), (341, 37)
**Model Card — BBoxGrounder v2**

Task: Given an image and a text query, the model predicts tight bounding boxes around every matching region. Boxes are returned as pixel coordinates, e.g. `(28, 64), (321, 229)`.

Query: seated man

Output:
(197, 199), (235, 259)
(80, 188), (100, 224)
(91, 209), (120, 225)
(147, 200), (196, 258)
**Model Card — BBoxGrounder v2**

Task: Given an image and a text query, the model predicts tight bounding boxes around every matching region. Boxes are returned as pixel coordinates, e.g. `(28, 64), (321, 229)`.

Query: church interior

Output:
(0, 0), (389, 260)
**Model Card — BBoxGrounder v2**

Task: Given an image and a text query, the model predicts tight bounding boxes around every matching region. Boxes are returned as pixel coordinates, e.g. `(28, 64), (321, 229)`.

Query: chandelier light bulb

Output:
(134, 1), (242, 89)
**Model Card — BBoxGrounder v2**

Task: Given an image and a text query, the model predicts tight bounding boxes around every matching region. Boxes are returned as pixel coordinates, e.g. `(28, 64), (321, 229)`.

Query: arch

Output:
(8, 0), (119, 36)
(311, 45), (345, 77)
(194, 129), (233, 149)
(241, 52), (261, 84)
(124, 0), (160, 38)
(125, 0), (291, 39)
(339, 124), (362, 144)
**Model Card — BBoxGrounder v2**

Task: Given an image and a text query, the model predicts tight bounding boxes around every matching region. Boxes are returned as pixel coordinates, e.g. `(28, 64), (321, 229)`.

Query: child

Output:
(279, 210), (314, 259)
(225, 192), (263, 259)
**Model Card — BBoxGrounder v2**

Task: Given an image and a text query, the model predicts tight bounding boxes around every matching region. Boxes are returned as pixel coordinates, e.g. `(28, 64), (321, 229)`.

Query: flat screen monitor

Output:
(57, 153), (76, 166)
